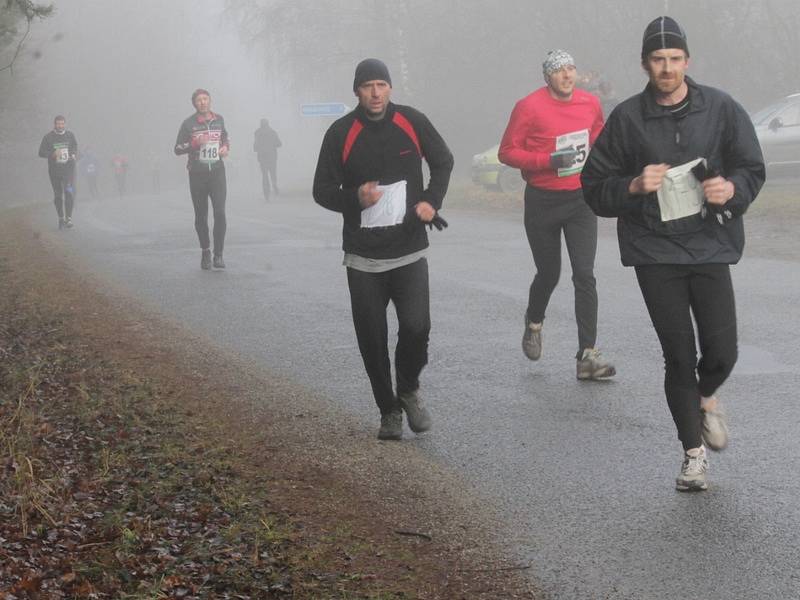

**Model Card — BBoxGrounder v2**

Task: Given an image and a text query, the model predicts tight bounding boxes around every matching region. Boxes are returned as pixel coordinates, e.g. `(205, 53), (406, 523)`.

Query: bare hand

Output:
(219, 145), (229, 158)
(358, 181), (383, 208)
(629, 163), (670, 194)
(702, 176), (734, 205)
(415, 201), (435, 223)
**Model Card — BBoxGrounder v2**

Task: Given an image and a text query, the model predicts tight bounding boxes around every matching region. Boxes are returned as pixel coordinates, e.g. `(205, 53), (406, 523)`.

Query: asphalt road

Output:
(25, 187), (800, 599)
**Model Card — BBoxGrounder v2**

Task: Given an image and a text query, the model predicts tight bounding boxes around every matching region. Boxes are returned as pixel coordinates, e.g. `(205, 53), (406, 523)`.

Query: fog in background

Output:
(1, 0), (799, 206)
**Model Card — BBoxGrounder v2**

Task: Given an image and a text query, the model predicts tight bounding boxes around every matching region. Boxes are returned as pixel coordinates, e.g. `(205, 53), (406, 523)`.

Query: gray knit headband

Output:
(543, 50), (575, 77)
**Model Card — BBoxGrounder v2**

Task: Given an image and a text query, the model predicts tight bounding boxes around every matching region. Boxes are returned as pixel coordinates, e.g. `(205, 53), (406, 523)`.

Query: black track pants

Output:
(524, 185), (598, 358)
(49, 168), (75, 219)
(346, 258), (431, 415)
(635, 263), (738, 451)
(189, 164), (227, 255)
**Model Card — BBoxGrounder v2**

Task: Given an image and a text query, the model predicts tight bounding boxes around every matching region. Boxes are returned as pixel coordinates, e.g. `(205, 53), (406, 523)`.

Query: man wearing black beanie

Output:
(582, 17), (765, 492)
(314, 58), (454, 441)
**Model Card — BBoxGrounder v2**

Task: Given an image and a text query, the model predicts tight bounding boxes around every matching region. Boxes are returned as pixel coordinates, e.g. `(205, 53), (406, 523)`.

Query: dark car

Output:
(752, 93), (800, 178)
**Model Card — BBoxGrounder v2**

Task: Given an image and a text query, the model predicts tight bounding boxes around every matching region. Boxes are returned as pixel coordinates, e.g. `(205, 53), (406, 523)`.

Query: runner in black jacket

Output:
(38, 115), (78, 229)
(313, 58), (453, 440)
(174, 88), (230, 270)
(582, 17), (765, 492)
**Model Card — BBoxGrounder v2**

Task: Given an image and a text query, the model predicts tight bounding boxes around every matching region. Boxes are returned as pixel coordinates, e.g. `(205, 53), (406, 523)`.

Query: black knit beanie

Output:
(353, 58), (392, 92)
(641, 16), (689, 59)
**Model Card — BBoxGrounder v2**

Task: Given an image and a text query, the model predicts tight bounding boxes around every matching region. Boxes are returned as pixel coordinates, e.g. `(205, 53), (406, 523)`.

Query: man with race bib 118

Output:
(499, 50), (615, 381)
(174, 88), (230, 270)
(38, 115), (78, 230)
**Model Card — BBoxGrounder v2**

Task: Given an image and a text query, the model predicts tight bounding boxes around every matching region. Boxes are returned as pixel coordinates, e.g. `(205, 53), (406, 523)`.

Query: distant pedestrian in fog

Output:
(253, 118), (281, 201)
(111, 153), (129, 197)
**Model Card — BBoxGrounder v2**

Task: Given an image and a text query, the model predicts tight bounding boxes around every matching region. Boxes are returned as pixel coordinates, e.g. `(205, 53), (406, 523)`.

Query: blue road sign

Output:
(301, 103), (350, 117)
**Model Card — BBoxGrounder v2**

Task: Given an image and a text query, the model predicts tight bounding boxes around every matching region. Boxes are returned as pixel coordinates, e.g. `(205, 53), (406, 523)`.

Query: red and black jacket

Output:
(313, 102), (453, 260)
(174, 112), (229, 172)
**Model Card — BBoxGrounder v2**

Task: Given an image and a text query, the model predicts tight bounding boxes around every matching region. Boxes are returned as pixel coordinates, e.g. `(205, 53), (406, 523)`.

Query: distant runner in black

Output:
(38, 115), (78, 229)
(253, 118), (281, 201)
(174, 88), (230, 270)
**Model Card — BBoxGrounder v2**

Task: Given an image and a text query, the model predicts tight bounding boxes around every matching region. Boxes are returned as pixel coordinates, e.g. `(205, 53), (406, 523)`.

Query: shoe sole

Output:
(577, 367), (616, 380)
(703, 438), (727, 452)
(398, 400), (431, 434)
(405, 420), (431, 434)
(522, 346), (541, 361)
(676, 480), (708, 492)
(702, 417), (728, 452)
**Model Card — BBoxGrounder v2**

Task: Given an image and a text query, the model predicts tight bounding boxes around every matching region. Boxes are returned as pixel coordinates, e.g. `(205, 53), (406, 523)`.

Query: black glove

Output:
(690, 161), (719, 182)
(428, 213), (448, 231)
(691, 161), (730, 222)
(550, 148), (580, 170)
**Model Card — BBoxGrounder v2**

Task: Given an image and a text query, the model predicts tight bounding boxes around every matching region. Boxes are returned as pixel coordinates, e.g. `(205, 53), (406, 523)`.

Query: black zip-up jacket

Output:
(38, 130), (78, 174)
(174, 112), (229, 173)
(581, 77), (765, 266)
(313, 102), (454, 259)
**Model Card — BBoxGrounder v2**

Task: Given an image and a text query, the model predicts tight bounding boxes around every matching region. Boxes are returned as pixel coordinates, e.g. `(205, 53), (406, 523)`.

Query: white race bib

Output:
(55, 147), (70, 164)
(360, 180), (407, 229)
(199, 141), (220, 164)
(556, 129), (589, 177)
(657, 158), (706, 222)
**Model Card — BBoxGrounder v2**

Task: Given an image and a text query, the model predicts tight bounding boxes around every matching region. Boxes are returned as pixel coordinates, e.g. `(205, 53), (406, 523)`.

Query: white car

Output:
(752, 92), (800, 177)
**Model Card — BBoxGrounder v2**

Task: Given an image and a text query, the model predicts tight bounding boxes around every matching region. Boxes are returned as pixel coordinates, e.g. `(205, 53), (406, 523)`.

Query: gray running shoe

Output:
(58, 218), (65, 230)
(701, 398), (728, 451)
(64, 216), (74, 228)
(522, 315), (543, 361)
(398, 390), (432, 433)
(213, 254), (226, 269)
(201, 249), (212, 270)
(675, 446), (708, 492)
(377, 411), (403, 440)
(576, 348), (616, 380)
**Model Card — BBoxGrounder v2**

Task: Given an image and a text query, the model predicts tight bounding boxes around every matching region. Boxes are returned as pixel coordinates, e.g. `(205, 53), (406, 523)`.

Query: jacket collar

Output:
(640, 76), (705, 118)
(354, 101), (396, 127)
(195, 111), (218, 124)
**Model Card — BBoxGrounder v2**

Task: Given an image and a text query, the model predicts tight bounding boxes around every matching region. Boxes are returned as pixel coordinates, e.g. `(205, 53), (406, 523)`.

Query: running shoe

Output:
(576, 348), (616, 380)
(522, 314), (543, 361)
(701, 397), (729, 451)
(398, 390), (431, 433)
(213, 254), (226, 269)
(675, 446), (708, 492)
(377, 411), (403, 440)
(64, 216), (73, 228)
(201, 249), (212, 270)
(58, 218), (65, 230)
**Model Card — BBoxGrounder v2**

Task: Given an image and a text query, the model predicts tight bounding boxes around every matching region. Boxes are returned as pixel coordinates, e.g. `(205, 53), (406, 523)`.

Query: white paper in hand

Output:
(360, 180), (407, 229)
(657, 158), (706, 222)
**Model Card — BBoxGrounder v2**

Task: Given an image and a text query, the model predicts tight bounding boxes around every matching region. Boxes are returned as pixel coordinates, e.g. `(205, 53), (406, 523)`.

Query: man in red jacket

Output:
(499, 50), (615, 381)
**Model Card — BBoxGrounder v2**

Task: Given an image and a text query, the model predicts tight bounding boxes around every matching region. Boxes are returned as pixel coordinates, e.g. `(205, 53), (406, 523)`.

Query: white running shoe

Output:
(675, 446), (708, 492)
(522, 315), (542, 361)
(701, 396), (729, 451)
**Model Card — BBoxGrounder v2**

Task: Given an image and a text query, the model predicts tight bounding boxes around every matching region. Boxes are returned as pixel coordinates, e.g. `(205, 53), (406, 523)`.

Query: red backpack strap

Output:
(392, 112), (422, 157)
(342, 119), (364, 164)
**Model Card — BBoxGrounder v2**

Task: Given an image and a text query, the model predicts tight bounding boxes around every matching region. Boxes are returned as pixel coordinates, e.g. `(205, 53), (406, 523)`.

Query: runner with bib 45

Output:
(499, 49), (616, 381)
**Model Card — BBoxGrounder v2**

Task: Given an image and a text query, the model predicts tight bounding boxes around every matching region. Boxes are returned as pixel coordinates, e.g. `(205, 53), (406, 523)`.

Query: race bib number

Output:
(360, 180), (407, 229)
(199, 141), (220, 164)
(657, 158), (706, 222)
(55, 146), (70, 164)
(555, 129), (589, 177)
